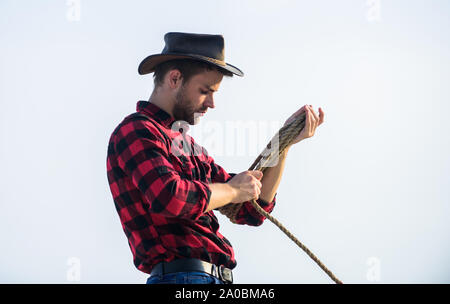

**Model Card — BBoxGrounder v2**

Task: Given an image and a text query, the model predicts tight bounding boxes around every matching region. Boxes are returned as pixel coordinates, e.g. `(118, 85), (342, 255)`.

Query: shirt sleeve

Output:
(207, 155), (276, 227)
(114, 118), (211, 221)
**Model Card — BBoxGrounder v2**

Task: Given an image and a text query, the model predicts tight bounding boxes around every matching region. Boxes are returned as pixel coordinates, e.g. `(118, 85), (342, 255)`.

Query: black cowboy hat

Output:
(138, 32), (244, 77)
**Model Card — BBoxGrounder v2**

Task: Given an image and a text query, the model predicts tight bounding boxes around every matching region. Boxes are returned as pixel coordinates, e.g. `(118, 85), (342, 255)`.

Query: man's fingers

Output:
(308, 109), (313, 134)
(256, 179), (262, 189)
(310, 105), (325, 127)
(309, 105), (319, 125)
(318, 107), (325, 125)
(303, 107), (312, 132)
(250, 171), (263, 192)
(249, 170), (263, 180)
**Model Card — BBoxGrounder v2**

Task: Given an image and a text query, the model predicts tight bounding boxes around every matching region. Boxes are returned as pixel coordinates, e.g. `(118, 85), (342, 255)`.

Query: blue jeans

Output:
(146, 271), (225, 284)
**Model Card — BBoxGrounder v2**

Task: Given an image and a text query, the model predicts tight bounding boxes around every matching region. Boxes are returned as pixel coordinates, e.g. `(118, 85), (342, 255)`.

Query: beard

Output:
(172, 85), (206, 125)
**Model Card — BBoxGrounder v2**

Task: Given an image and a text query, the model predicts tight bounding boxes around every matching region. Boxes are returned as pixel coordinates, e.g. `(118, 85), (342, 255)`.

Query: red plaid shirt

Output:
(106, 100), (276, 274)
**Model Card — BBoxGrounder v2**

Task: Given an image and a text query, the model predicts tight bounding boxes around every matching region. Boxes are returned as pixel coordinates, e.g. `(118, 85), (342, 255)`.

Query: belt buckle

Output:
(218, 265), (233, 284)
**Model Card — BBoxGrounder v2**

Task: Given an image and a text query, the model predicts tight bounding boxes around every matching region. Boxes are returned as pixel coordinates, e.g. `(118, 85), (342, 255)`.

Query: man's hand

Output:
(227, 170), (263, 204)
(284, 104), (324, 145)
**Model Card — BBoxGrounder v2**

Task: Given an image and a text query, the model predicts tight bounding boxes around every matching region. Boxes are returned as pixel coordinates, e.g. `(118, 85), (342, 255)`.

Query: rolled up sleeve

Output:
(225, 173), (277, 226)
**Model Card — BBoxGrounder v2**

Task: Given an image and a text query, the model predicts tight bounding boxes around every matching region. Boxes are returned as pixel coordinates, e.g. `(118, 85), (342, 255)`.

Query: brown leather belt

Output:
(150, 258), (233, 284)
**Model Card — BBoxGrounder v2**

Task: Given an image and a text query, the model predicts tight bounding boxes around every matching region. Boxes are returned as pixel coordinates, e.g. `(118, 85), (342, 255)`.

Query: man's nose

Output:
(204, 95), (215, 109)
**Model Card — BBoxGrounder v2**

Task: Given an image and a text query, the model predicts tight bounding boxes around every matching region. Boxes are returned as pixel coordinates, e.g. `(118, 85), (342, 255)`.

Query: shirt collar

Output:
(136, 100), (176, 129)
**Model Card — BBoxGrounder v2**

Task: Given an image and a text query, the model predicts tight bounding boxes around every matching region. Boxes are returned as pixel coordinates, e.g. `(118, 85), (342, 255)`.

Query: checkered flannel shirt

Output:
(106, 100), (276, 273)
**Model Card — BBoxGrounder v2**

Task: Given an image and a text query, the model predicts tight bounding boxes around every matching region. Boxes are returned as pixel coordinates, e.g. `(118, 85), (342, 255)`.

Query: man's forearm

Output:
(259, 147), (289, 202)
(205, 183), (236, 212)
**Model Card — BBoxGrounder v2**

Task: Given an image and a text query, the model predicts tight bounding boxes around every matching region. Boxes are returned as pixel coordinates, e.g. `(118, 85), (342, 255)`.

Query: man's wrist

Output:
(225, 181), (238, 203)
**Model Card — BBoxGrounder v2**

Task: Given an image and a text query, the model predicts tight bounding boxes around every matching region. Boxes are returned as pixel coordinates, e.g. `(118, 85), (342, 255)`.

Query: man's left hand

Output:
(283, 104), (324, 146)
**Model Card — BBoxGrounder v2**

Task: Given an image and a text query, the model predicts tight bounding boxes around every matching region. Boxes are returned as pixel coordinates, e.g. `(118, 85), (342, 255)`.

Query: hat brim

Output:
(138, 53), (244, 77)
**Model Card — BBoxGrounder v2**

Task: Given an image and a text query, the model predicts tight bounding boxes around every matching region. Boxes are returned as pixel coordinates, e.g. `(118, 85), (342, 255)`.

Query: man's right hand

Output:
(204, 170), (263, 213)
(227, 170), (263, 204)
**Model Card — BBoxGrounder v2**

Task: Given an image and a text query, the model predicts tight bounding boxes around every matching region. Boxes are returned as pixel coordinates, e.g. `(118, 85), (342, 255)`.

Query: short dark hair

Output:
(153, 58), (233, 88)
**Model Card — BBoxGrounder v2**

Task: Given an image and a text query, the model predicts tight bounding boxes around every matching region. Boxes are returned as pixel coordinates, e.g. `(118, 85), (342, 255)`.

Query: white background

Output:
(1, 0), (449, 283)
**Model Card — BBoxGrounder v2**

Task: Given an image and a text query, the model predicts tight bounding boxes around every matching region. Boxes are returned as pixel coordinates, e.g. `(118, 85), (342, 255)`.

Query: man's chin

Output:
(185, 115), (196, 125)
(175, 112), (202, 125)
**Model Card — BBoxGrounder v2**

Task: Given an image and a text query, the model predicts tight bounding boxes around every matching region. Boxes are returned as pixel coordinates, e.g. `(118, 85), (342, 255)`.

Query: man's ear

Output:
(167, 69), (183, 89)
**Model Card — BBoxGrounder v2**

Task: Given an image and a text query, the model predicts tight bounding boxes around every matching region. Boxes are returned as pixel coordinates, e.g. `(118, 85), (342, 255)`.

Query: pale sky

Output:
(1, 0), (449, 283)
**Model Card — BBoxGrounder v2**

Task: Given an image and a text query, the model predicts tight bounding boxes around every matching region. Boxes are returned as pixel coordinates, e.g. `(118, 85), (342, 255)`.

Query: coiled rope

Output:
(218, 111), (343, 284)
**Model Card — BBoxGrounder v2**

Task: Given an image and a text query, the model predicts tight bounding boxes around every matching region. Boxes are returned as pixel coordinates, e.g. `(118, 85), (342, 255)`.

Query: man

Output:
(106, 32), (324, 284)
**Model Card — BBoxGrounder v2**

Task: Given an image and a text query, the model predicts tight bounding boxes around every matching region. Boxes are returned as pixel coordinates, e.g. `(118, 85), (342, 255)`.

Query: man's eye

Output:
(200, 90), (208, 95)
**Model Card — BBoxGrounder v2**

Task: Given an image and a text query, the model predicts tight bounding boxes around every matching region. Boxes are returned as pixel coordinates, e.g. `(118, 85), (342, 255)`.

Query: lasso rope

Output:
(218, 112), (343, 284)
